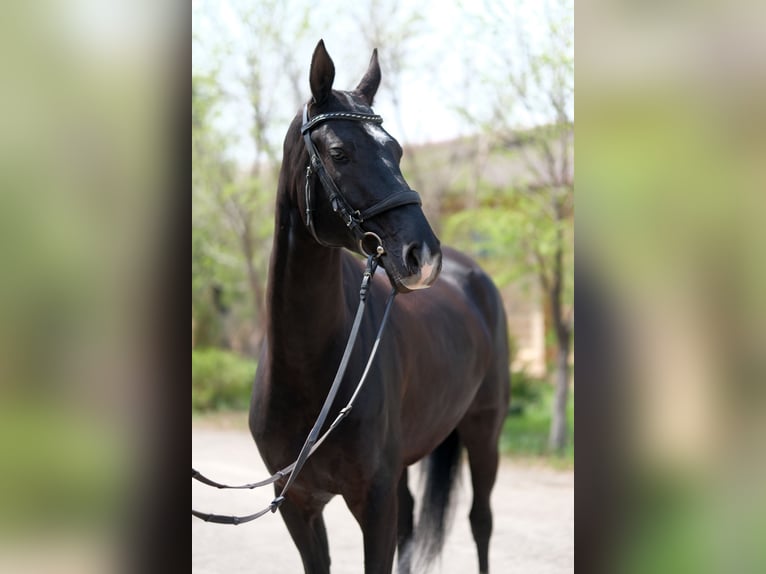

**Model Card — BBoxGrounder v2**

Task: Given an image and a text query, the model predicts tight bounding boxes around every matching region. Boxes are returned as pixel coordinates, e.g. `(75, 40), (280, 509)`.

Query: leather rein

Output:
(192, 103), (416, 525)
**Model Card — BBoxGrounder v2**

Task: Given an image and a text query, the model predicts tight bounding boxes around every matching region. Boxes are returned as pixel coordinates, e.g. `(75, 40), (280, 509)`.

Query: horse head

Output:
(292, 40), (442, 293)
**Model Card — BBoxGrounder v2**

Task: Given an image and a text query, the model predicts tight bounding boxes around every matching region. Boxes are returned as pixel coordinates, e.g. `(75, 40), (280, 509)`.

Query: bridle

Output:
(300, 102), (422, 255)
(192, 102), (419, 525)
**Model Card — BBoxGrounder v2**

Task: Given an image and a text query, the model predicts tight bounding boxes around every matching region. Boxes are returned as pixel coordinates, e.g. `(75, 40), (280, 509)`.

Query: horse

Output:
(249, 40), (510, 574)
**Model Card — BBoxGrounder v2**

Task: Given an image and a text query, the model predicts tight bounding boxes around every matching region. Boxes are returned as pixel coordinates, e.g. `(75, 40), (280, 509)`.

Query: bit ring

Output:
(360, 232), (385, 258)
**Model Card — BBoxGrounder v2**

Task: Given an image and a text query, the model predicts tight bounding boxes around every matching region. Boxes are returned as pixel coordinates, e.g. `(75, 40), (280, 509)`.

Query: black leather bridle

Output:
(300, 103), (422, 255)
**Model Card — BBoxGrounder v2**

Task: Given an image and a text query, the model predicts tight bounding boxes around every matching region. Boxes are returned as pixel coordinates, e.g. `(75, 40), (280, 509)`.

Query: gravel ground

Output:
(192, 426), (573, 573)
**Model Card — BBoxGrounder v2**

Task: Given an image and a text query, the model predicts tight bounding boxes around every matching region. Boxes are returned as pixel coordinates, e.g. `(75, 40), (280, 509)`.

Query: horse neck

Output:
(265, 183), (349, 377)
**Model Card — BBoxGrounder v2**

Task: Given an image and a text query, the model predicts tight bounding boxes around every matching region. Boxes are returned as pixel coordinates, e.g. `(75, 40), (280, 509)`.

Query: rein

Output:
(192, 253), (397, 525)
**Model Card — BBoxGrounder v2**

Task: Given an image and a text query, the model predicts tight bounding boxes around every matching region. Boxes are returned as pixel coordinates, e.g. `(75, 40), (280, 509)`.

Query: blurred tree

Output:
(192, 0), (313, 354)
(192, 65), (273, 353)
(448, 0), (574, 452)
(192, 71), (235, 348)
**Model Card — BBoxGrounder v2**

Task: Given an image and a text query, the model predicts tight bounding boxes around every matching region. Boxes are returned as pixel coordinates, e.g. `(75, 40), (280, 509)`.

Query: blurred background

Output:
(1, 1), (182, 573)
(1, 0), (764, 572)
(577, 1), (766, 572)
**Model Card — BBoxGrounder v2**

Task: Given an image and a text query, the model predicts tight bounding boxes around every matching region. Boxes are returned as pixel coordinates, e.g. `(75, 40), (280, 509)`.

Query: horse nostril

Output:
(403, 242), (422, 275)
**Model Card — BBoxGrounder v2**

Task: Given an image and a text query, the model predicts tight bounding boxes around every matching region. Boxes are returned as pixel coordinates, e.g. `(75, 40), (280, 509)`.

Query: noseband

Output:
(300, 103), (422, 254)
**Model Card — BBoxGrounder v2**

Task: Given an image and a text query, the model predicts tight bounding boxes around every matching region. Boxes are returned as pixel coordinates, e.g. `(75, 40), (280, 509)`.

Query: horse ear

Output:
(355, 49), (381, 106)
(309, 40), (335, 105)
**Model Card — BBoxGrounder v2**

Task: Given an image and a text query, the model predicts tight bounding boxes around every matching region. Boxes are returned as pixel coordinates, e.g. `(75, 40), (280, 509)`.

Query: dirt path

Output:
(192, 426), (573, 573)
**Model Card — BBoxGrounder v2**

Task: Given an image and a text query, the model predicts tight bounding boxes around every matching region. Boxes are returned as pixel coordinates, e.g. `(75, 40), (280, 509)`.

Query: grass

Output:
(501, 377), (574, 468)
(192, 348), (257, 412)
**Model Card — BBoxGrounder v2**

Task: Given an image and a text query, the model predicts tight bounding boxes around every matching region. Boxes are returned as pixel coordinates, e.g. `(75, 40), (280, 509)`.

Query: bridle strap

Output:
(302, 110), (383, 132)
(300, 103), (422, 246)
(192, 255), (398, 525)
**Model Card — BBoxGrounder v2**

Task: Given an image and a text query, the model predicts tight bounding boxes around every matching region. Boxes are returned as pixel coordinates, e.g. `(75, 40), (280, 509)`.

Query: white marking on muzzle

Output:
(400, 244), (439, 290)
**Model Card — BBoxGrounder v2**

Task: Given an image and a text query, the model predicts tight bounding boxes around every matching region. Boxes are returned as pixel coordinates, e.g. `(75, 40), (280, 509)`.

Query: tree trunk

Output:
(548, 330), (571, 453)
(241, 220), (266, 355)
(547, 220), (571, 453)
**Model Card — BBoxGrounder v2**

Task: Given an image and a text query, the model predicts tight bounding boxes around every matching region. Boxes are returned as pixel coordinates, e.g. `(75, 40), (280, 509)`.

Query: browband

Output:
(301, 110), (383, 134)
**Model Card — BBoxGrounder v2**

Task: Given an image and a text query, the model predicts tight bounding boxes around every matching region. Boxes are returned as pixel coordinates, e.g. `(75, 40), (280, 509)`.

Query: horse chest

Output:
(253, 364), (386, 479)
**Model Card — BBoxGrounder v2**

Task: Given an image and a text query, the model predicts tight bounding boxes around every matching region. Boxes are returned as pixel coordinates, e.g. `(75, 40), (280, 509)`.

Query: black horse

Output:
(249, 40), (510, 574)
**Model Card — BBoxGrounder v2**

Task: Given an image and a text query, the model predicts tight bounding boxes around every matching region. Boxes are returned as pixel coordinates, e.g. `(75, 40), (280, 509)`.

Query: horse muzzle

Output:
(398, 242), (442, 291)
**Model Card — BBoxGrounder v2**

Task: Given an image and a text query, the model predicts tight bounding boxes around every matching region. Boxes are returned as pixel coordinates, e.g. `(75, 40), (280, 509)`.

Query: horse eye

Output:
(329, 148), (348, 163)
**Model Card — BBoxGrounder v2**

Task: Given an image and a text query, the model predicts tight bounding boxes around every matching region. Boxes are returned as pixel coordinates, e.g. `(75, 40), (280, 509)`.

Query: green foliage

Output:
(192, 68), (275, 349)
(507, 369), (545, 414)
(442, 186), (573, 308)
(192, 71), (240, 329)
(192, 348), (258, 412)
(502, 376), (574, 464)
(619, 474), (718, 574)
(0, 402), (123, 532)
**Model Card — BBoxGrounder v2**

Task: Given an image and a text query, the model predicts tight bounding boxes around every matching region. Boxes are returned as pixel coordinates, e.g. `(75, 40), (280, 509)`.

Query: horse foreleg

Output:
(345, 473), (399, 574)
(396, 467), (414, 574)
(276, 489), (331, 574)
